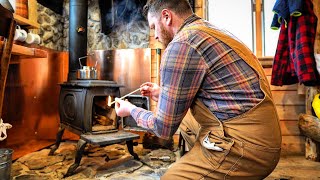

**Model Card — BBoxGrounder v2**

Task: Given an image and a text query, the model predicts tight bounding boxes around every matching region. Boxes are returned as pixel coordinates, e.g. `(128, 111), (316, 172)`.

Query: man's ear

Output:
(161, 9), (172, 26)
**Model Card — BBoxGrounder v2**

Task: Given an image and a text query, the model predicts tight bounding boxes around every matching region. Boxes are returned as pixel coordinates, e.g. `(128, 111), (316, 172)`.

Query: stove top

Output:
(60, 80), (124, 87)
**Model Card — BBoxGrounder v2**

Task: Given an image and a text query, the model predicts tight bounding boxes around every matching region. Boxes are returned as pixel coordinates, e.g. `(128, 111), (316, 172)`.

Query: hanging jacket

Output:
(271, 0), (320, 86)
(271, 0), (303, 28)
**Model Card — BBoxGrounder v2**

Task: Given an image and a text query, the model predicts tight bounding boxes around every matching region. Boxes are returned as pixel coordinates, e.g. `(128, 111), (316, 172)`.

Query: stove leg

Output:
(48, 126), (65, 156)
(65, 139), (87, 177)
(126, 140), (139, 160)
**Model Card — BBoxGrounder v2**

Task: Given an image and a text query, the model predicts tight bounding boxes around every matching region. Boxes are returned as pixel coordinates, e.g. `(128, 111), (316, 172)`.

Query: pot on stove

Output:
(77, 55), (98, 80)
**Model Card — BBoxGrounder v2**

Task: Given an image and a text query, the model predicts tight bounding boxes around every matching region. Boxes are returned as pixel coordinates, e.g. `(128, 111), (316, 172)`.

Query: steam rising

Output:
(100, 0), (147, 35)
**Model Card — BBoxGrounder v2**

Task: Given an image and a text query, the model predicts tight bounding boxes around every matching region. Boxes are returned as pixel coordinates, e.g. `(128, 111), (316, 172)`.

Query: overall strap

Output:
(183, 26), (271, 92)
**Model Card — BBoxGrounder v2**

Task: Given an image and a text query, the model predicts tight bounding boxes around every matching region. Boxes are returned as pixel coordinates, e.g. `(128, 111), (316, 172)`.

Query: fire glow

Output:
(107, 95), (112, 107)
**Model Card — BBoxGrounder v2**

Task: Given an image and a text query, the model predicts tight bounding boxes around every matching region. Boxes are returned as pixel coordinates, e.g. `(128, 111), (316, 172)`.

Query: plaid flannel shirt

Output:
(131, 14), (264, 139)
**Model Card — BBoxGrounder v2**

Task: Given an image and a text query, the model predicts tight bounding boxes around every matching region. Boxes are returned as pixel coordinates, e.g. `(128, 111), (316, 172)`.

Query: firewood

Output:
(92, 125), (117, 132)
(305, 138), (320, 161)
(298, 114), (320, 142)
(95, 114), (113, 126)
(106, 108), (117, 126)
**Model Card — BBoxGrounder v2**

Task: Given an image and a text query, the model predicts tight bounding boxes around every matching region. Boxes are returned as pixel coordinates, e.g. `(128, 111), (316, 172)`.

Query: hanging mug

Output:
(13, 25), (27, 42)
(25, 32), (41, 44)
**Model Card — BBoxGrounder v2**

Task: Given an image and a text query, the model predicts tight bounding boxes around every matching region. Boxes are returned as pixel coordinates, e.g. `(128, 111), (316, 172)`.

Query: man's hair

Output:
(143, 0), (193, 18)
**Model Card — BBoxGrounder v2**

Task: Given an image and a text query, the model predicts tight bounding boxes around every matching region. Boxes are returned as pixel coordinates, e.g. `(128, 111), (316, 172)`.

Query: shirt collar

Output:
(177, 14), (201, 33)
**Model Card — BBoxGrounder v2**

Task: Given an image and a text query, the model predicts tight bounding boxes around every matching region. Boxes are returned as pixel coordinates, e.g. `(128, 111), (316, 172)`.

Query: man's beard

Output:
(159, 24), (173, 47)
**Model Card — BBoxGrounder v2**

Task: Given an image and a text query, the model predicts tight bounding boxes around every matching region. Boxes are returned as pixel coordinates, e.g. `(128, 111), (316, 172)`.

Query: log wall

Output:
(265, 68), (306, 155)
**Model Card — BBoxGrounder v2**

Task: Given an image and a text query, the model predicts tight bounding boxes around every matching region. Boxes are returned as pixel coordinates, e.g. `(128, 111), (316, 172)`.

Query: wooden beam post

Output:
(305, 87), (320, 161)
(304, 0), (320, 161)
(255, 0), (262, 57)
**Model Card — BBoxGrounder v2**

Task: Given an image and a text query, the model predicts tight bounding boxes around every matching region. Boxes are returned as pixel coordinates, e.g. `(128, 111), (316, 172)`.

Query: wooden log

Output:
(305, 138), (320, 161)
(298, 114), (320, 142)
(305, 87), (320, 161)
(93, 97), (117, 127)
(106, 108), (117, 126)
(95, 115), (113, 126)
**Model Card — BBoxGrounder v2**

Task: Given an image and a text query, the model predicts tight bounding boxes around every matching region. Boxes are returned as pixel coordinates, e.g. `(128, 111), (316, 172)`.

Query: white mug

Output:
(14, 25), (27, 42)
(25, 32), (41, 44)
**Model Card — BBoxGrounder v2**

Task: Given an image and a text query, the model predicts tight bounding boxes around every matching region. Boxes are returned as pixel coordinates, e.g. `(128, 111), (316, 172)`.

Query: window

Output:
(206, 0), (279, 57)
(263, 0), (280, 56)
(207, 0), (253, 51)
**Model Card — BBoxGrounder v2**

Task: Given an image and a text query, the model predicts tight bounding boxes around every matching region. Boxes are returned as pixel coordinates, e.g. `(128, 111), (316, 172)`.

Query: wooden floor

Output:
(266, 155), (320, 180)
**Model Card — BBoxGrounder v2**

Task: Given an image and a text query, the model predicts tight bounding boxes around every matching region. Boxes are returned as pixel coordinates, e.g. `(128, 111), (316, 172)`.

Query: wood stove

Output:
(49, 80), (142, 177)
(48, 0), (144, 177)
(58, 80), (121, 134)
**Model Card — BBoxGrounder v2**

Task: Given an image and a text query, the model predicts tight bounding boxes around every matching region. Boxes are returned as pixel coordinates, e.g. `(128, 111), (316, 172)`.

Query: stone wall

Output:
(33, 3), (65, 51)
(36, 0), (149, 52)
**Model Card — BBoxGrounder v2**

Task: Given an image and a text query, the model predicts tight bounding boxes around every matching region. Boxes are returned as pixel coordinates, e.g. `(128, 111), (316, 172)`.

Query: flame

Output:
(107, 95), (112, 107)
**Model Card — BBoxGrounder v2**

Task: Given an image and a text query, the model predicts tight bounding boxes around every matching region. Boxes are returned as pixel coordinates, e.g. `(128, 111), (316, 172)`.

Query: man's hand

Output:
(140, 82), (160, 102)
(115, 98), (136, 117)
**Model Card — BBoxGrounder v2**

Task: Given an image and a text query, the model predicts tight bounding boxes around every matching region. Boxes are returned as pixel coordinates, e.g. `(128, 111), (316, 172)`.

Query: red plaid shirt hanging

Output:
(271, 0), (320, 86)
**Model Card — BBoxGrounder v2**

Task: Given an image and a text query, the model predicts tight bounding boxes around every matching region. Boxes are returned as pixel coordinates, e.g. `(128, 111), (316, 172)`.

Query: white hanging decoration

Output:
(315, 54), (320, 75)
(0, 118), (12, 141)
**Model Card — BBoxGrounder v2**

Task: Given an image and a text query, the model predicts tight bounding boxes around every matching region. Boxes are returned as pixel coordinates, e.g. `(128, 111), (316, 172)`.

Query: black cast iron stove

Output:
(49, 80), (139, 176)
(48, 0), (140, 177)
(58, 80), (121, 135)
(49, 63), (141, 177)
(49, 79), (140, 177)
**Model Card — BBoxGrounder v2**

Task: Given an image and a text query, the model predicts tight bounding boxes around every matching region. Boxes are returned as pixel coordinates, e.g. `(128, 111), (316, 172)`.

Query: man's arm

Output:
(132, 42), (207, 139)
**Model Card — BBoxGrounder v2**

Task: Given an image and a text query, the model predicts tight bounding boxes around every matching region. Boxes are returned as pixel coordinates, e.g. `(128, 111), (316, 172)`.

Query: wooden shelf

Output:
(0, 41), (47, 58)
(13, 14), (40, 29)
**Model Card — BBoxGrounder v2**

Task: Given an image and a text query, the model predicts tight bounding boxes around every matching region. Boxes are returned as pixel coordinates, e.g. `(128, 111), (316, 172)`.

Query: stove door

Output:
(122, 95), (149, 132)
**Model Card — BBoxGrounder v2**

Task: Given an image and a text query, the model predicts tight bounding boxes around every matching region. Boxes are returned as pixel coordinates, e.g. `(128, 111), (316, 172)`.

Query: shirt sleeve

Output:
(131, 42), (207, 139)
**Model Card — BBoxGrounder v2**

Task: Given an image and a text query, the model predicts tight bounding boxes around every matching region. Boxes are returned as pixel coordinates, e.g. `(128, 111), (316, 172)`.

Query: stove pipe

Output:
(68, 0), (88, 81)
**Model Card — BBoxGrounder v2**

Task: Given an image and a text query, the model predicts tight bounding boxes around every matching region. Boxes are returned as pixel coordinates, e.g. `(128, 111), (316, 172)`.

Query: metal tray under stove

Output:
(122, 95), (149, 132)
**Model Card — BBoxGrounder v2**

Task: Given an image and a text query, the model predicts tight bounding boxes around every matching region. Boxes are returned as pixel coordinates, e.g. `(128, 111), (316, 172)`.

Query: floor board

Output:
(266, 155), (320, 179)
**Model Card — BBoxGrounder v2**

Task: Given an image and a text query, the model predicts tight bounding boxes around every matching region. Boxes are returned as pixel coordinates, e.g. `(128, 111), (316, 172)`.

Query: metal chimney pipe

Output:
(68, 0), (88, 81)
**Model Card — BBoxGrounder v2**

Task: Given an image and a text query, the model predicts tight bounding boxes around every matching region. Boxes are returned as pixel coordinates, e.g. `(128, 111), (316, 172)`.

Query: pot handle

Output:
(78, 53), (96, 68)
(78, 56), (86, 68)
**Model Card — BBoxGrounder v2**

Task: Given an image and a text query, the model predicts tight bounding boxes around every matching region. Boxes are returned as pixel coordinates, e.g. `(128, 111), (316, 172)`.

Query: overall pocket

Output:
(200, 131), (235, 168)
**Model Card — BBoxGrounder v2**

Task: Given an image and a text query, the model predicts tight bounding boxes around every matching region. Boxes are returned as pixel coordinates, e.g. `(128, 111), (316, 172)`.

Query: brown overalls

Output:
(162, 26), (282, 179)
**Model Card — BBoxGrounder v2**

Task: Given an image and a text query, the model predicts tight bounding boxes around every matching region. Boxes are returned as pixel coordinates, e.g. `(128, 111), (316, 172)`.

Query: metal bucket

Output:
(0, 148), (13, 180)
